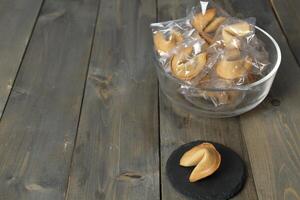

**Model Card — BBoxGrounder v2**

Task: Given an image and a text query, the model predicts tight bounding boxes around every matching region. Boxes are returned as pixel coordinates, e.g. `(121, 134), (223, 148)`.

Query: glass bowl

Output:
(156, 26), (281, 118)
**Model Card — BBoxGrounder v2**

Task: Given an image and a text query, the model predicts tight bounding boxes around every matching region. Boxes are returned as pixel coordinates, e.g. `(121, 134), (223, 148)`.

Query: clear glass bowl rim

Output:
(155, 26), (282, 91)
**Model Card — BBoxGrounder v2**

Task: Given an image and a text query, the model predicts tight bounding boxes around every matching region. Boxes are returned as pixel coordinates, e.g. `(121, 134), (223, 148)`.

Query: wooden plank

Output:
(66, 0), (159, 199)
(0, 0), (44, 117)
(217, 0), (300, 199)
(269, 0), (300, 64)
(157, 0), (258, 199)
(0, 0), (99, 199)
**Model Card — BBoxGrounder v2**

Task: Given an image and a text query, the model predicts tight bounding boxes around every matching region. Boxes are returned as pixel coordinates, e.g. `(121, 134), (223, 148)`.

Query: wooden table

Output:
(0, 0), (299, 199)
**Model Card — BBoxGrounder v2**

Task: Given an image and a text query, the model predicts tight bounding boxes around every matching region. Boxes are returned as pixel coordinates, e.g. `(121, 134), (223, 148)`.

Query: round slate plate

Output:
(166, 141), (247, 200)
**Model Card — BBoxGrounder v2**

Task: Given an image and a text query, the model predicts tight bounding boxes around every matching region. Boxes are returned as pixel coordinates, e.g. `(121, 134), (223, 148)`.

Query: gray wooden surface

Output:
(0, 0), (99, 199)
(0, 0), (43, 117)
(66, 0), (159, 199)
(0, 0), (299, 200)
(270, 0), (300, 64)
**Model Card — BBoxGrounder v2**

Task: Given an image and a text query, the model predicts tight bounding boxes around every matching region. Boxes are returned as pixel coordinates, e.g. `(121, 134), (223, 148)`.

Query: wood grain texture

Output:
(157, 0), (258, 199)
(0, 0), (44, 117)
(217, 0), (300, 199)
(0, 0), (99, 199)
(269, 0), (300, 64)
(66, 0), (159, 199)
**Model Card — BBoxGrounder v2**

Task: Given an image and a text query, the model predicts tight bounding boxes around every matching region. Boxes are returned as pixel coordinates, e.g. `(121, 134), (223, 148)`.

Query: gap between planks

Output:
(0, 0), (45, 120)
(64, 0), (102, 199)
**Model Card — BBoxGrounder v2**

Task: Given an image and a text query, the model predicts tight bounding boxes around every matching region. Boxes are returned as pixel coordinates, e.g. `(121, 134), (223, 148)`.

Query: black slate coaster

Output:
(166, 141), (247, 200)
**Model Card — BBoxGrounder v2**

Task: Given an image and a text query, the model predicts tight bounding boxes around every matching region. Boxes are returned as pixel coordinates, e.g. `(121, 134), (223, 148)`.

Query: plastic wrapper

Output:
(179, 75), (244, 107)
(151, 1), (270, 108)
(187, 0), (230, 45)
(151, 18), (210, 82)
(168, 39), (208, 81)
(191, 18), (269, 107)
(207, 17), (270, 85)
(150, 18), (195, 56)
